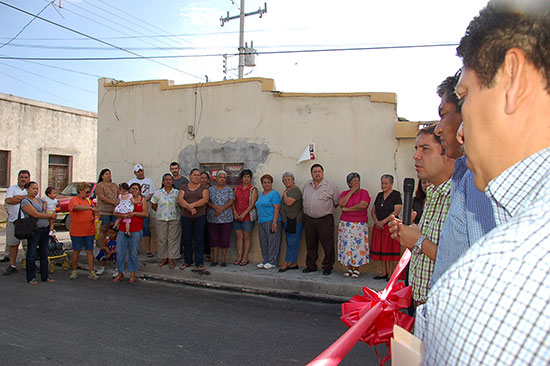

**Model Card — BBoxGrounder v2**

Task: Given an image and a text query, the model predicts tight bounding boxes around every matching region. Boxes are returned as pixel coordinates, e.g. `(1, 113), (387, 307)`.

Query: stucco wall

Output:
(0, 93), (97, 216)
(97, 77), (418, 272)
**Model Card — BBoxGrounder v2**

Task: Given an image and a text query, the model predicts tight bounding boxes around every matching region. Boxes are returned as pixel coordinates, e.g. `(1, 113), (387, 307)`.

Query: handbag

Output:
(285, 217), (297, 234)
(248, 187), (258, 221)
(14, 198), (38, 240)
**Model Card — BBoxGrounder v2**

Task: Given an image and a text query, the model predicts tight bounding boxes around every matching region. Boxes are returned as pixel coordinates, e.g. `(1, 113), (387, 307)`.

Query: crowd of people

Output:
(2, 1), (549, 363)
(3, 160), (409, 283)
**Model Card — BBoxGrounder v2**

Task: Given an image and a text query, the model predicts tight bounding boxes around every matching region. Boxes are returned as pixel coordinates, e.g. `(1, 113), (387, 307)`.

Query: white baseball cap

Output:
(133, 164), (144, 172)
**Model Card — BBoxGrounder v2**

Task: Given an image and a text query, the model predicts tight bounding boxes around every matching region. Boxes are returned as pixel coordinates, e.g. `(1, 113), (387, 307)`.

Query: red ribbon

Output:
(308, 249), (414, 366)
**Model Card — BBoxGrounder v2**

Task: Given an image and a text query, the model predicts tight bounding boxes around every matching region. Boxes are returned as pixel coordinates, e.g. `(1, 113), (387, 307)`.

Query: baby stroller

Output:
(22, 236), (71, 273)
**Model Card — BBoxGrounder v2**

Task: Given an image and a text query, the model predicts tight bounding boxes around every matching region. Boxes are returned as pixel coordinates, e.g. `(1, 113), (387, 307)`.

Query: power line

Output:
(0, 43), (459, 61)
(0, 1), (53, 49)
(0, 1), (205, 80)
(0, 28), (286, 41)
(94, 0), (195, 46)
(58, 0), (183, 51)
(0, 69), (91, 109)
(0, 61), (96, 94)
(6, 56), (103, 77)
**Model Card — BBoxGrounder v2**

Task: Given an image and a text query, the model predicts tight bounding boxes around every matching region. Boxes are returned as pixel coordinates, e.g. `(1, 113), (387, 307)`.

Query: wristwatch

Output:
(414, 235), (425, 253)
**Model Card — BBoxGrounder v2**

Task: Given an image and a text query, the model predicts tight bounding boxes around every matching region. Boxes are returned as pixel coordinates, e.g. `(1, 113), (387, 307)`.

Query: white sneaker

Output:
(256, 263), (265, 269)
(111, 270), (119, 278)
(49, 229), (56, 236)
(263, 263), (276, 270)
(96, 266), (105, 275)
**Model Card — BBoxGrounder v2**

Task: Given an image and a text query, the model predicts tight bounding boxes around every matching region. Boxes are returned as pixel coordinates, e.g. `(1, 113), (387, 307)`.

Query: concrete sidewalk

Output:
(2, 229), (389, 303)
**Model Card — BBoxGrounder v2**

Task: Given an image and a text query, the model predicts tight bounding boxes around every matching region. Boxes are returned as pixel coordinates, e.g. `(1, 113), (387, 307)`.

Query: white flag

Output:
(296, 143), (316, 165)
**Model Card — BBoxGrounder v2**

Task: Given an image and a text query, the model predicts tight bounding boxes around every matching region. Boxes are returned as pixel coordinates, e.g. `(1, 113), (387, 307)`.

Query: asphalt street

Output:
(0, 268), (382, 366)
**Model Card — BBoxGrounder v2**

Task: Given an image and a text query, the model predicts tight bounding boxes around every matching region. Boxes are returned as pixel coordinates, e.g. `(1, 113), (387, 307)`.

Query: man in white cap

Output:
(128, 164), (156, 257)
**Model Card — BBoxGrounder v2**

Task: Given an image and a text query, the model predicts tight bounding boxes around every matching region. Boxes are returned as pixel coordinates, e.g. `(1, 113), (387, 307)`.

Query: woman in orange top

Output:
(68, 182), (99, 281)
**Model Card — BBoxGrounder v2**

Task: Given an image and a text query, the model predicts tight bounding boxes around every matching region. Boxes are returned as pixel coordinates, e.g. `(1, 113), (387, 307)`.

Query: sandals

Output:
(344, 269), (353, 277)
(179, 264), (190, 270)
(239, 259), (249, 266)
(146, 252), (154, 258)
(351, 270), (360, 279)
(129, 276), (136, 283)
(28, 278), (38, 285)
(234, 258), (242, 265)
(113, 273), (124, 283)
(159, 259), (168, 267)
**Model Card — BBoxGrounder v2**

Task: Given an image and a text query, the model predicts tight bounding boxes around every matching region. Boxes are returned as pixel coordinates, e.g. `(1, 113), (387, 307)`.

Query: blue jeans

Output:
(116, 230), (142, 273)
(142, 216), (151, 237)
(26, 227), (50, 282)
(181, 215), (206, 266)
(283, 222), (304, 263)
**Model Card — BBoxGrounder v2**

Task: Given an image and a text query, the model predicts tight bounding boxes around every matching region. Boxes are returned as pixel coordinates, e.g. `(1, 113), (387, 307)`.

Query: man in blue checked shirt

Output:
(420, 1), (550, 364)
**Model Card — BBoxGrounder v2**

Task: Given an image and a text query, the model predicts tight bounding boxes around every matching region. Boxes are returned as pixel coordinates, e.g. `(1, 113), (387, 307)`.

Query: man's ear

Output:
(504, 48), (527, 115)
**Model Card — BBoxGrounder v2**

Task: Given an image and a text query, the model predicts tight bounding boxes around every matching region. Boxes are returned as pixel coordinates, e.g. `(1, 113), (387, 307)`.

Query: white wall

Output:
(0, 93), (97, 213)
(97, 77), (418, 271)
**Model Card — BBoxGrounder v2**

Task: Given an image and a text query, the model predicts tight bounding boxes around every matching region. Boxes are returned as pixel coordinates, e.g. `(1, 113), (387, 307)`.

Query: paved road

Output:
(0, 269), (382, 365)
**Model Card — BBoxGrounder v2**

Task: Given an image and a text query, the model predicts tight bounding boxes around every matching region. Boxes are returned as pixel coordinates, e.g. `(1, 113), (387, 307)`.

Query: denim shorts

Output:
(100, 215), (117, 226)
(142, 216), (151, 237)
(71, 235), (95, 251)
(233, 220), (254, 233)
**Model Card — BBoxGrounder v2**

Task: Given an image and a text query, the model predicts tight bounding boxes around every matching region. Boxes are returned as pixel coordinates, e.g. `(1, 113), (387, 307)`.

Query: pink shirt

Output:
(339, 189), (371, 223)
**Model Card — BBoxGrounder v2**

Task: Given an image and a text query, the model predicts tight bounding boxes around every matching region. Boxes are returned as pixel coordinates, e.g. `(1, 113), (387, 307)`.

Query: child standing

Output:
(44, 187), (59, 237)
(96, 225), (118, 276)
(113, 183), (134, 236)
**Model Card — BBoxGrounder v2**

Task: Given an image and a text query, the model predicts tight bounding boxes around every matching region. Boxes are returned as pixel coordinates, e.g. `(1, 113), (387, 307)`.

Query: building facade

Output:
(97, 77), (418, 271)
(0, 92), (97, 218)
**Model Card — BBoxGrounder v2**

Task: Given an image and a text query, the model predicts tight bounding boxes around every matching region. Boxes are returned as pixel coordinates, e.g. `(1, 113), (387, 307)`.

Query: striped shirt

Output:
(410, 178), (451, 303)
(422, 148), (550, 365)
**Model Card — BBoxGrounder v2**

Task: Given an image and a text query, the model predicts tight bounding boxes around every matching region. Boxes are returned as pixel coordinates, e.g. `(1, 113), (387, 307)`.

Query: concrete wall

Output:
(0, 93), (98, 219)
(97, 77), (418, 272)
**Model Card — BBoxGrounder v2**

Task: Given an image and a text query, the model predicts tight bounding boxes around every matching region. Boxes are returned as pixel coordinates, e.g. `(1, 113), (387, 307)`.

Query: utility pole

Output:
(220, 1), (267, 79)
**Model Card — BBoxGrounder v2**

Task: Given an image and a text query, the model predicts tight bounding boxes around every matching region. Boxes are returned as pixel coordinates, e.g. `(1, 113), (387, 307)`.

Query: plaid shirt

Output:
(410, 178), (451, 302)
(422, 148), (550, 365)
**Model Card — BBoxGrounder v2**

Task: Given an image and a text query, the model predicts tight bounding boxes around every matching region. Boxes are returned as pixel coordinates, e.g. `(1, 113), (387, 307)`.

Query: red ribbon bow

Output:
(308, 249), (414, 366)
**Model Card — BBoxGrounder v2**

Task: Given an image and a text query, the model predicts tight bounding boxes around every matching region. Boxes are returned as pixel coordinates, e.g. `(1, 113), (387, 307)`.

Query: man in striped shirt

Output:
(403, 125), (455, 306)
(421, 1), (550, 364)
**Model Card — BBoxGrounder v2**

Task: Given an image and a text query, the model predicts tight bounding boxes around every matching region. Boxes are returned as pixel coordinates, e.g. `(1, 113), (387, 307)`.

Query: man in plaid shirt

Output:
(407, 125), (455, 305)
(419, 1), (550, 364)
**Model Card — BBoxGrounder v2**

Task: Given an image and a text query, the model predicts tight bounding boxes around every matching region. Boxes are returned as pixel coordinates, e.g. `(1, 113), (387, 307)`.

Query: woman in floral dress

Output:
(337, 172), (371, 279)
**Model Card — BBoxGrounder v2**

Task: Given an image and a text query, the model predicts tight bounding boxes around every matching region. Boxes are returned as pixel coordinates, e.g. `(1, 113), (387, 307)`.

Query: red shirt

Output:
(69, 196), (96, 237)
(234, 184), (255, 221)
(129, 197), (145, 232)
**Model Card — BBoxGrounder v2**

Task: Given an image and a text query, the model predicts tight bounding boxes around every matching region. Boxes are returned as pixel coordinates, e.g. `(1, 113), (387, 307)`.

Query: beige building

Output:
(97, 77), (419, 272)
(0, 93), (98, 215)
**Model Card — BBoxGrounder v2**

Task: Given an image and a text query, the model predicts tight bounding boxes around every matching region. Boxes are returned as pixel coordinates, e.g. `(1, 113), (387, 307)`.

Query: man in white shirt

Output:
(421, 1), (550, 364)
(3, 170), (30, 275)
(128, 164), (156, 257)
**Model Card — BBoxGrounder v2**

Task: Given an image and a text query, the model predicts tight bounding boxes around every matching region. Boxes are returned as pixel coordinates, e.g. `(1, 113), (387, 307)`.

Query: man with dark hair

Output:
(2, 170), (31, 274)
(420, 1), (550, 364)
(430, 72), (496, 285)
(302, 163), (339, 275)
(401, 125), (455, 306)
(170, 161), (189, 190)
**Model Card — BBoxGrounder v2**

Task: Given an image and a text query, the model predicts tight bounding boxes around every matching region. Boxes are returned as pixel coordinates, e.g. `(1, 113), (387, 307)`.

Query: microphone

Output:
(402, 178), (415, 225)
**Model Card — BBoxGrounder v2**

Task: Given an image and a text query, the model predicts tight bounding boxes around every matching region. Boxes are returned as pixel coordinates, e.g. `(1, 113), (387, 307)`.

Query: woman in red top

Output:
(68, 182), (99, 281)
(113, 182), (149, 283)
(231, 169), (258, 266)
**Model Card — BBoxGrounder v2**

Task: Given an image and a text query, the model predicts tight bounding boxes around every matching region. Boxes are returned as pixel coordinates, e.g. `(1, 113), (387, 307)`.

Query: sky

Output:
(0, 0), (489, 121)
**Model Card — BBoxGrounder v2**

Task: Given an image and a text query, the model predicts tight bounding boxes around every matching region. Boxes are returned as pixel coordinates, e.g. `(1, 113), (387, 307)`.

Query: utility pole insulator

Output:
(219, 0), (267, 79)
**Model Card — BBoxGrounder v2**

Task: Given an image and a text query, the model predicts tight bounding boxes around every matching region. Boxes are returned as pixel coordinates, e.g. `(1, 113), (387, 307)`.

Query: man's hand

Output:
(388, 212), (421, 249)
